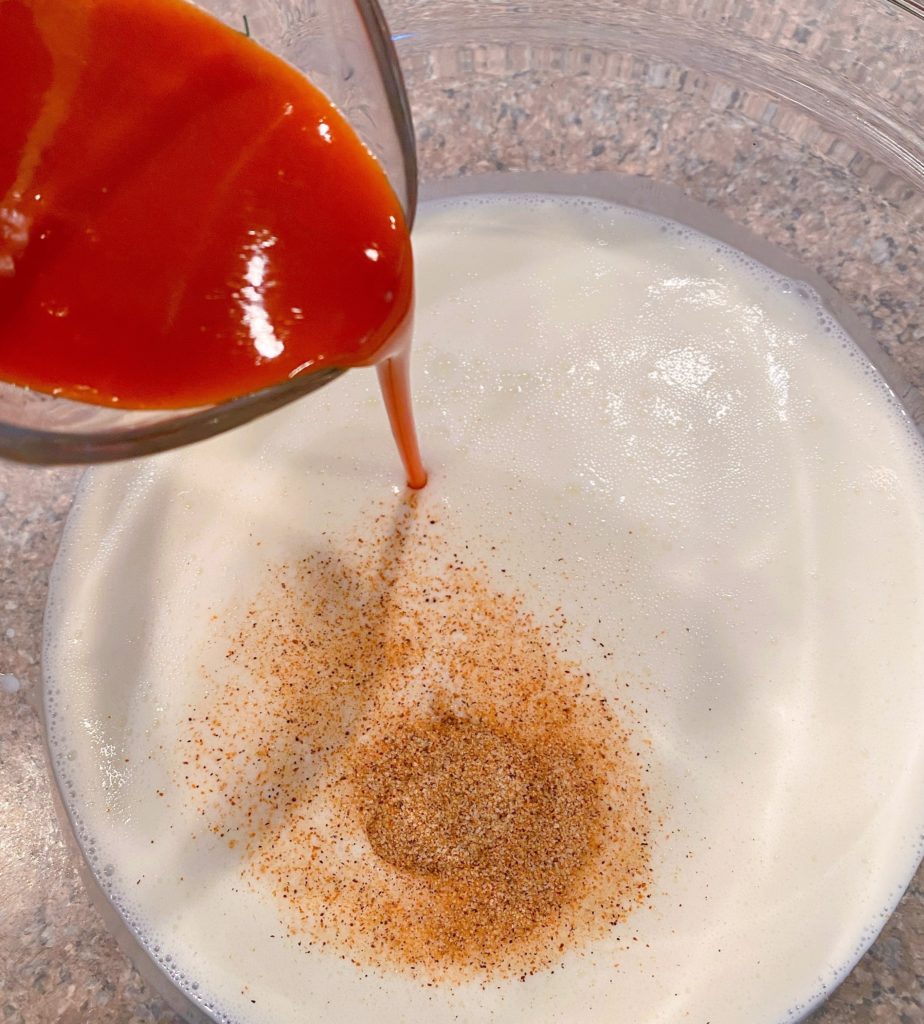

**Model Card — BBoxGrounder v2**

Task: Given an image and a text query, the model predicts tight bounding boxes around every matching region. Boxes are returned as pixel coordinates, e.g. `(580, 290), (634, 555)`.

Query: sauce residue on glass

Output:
(0, 0), (425, 486)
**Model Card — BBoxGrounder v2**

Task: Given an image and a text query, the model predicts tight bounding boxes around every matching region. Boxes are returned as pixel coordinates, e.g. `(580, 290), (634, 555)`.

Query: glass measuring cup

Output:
(0, 0), (416, 464)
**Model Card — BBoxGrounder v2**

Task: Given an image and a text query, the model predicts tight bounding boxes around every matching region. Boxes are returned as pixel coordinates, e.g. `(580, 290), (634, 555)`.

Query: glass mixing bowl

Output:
(39, 0), (924, 1021)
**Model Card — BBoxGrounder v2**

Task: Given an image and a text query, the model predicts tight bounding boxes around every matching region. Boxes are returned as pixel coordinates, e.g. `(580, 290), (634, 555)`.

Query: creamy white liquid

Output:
(45, 194), (924, 1024)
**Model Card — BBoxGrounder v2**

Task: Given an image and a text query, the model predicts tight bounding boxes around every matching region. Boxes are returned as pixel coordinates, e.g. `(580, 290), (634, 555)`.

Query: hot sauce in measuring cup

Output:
(0, 0), (426, 486)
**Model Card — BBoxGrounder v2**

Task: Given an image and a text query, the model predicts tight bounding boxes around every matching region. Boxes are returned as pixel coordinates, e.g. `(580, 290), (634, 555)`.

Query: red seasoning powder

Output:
(184, 497), (652, 980)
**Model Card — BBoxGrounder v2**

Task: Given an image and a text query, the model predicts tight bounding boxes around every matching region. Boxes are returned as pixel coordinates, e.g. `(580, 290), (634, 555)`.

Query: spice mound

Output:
(185, 499), (652, 980)
(355, 713), (604, 962)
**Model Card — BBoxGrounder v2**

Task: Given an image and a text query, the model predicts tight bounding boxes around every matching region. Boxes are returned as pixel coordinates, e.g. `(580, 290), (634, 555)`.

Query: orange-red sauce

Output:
(0, 0), (425, 486)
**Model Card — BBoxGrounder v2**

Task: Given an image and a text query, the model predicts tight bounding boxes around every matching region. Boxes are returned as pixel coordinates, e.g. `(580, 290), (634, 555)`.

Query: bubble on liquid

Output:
(0, 674), (21, 694)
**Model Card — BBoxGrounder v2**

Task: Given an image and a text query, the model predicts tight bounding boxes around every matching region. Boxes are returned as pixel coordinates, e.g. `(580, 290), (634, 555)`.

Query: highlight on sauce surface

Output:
(0, 0), (415, 412)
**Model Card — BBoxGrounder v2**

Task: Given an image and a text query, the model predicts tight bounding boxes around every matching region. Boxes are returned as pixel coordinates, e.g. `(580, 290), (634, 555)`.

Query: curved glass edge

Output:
(0, 368), (345, 466)
(393, 10), (924, 198)
(42, 753), (216, 1023)
(356, 0), (419, 226)
(32, 616), (218, 1023)
(888, 0), (924, 19)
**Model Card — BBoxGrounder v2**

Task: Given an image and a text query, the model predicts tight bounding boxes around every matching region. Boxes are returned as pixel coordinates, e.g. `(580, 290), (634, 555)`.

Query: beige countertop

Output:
(2, 1), (924, 1021)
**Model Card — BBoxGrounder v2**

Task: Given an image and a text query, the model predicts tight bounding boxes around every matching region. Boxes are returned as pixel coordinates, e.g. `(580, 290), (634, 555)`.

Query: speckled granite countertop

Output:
(2, 1), (924, 1021)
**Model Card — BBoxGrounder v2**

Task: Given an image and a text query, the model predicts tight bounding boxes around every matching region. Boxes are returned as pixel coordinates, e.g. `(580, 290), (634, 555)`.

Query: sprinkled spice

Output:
(184, 495), (652, 980)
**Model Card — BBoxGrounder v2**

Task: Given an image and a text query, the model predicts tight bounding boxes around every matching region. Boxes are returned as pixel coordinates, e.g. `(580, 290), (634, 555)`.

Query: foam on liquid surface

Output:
(45, 194), (924, 1024)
